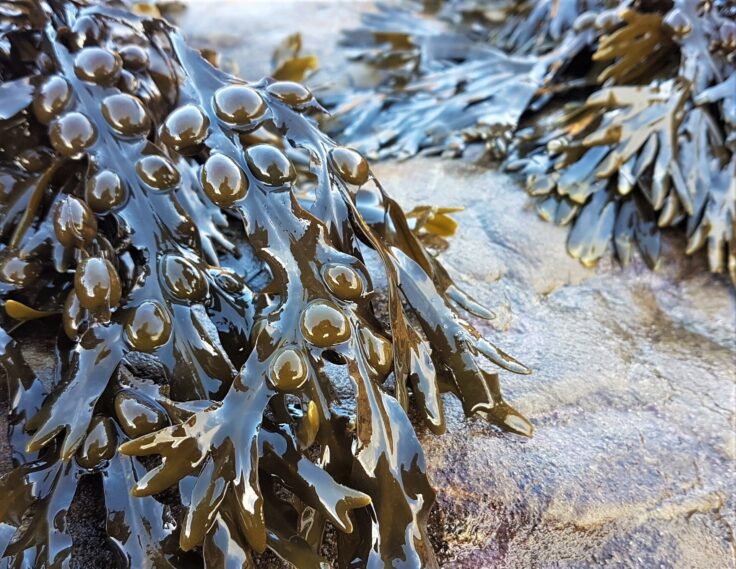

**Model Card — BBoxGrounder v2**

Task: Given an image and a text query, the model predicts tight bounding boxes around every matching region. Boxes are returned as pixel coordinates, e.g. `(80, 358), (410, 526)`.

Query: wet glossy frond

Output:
(0, 1), (533, 567)
(593, 9), (675, 84)
(490, 0), (610, 54)
(324, 0), (603, 158)
(271, 33), (318, 83)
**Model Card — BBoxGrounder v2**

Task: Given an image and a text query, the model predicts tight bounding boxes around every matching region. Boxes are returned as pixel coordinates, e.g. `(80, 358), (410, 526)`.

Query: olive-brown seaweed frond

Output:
(323, 0), (609, 159)
(510, 1), (736, 279)
(328, 0), (736, 282)
(0, 1), (533, 567)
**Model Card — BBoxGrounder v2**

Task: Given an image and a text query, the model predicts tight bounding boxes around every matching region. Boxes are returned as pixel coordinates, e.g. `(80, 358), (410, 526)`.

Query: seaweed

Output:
(510, 1), (736, 277)
(328, 0), (736, 282)
(324, 3), (555, 158)
(325, 45), (547, 159)
(323, 0), (603, 158)
(271, 33), (318, 83)
(0, 1), (532, 567)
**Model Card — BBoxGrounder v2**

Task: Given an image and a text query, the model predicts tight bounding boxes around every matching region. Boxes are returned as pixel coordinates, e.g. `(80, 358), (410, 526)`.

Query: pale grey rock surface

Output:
(374, 158), (736, 569)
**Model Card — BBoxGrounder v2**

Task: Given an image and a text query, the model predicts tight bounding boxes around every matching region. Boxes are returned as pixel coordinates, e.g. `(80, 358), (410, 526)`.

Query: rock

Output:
(373, 157), (736, 568)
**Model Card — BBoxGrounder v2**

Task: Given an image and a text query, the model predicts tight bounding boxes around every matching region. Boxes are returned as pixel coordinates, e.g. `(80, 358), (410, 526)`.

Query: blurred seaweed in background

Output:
(326, 0), (736, 281)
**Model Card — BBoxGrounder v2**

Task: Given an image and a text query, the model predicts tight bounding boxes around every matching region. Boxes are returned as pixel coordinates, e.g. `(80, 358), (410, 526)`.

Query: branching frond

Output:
(0, 1), (533, 567)
(328, 1), (735, 281)
(325, 47), (546, 159)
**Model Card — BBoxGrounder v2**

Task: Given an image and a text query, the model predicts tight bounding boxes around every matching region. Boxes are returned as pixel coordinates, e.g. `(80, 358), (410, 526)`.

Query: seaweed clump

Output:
(328, 0), (736, 282)
(0, 0), (532, 567)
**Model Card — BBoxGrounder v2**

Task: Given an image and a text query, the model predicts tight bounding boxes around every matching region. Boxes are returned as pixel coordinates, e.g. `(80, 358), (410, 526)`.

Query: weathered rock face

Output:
(2, 2), (734, 568)
(373, 158), (735, 568)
